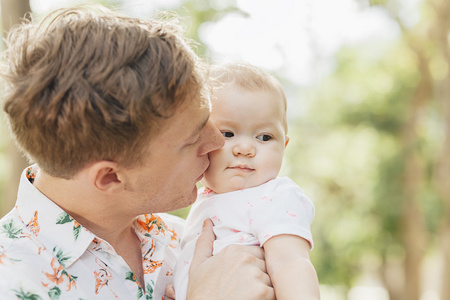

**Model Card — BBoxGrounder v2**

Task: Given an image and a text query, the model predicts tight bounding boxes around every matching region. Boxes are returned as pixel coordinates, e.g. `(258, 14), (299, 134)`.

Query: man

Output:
(0, 5), (274, 299)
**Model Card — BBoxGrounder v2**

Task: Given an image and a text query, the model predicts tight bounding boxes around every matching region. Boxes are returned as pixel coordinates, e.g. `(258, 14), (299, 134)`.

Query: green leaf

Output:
(125, 271), (135, 282)
(56, 212), (72, 225)
(137, 286), (143, 299)
(73, 226), (81, 240)
(53, 247), (72, 267)
(48, 287), (61, 300)
(146, 282), (154, 295)
(13, 288), (44, 300)
(2, 219), (22, 239)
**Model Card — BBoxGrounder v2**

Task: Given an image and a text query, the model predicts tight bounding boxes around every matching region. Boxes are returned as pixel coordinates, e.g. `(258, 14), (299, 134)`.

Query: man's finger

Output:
(259, 271), (273, 288)
(241, 245), (266, 260)
(190, 219), (215, 274)
(164, 284), (176, 300)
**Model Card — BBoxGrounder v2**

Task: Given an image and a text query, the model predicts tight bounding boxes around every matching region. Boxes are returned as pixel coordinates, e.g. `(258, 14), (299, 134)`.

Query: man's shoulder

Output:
(0, 212), (83, 299)
(0, 213), (50, 300)
(0, 257), (60, 300)
(0, 210), (26, 250)
(0, 209), (48, 270)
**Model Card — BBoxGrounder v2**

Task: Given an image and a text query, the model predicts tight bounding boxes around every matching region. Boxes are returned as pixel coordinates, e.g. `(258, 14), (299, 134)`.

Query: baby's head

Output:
(201, 62), (289, 194)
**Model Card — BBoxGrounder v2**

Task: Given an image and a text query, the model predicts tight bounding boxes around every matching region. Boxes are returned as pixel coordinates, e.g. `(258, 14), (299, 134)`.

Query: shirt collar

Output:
(16, 165), (97, 268)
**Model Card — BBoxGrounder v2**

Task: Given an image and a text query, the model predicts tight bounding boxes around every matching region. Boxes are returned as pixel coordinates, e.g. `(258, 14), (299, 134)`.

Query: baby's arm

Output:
(263, 234), (320, 299)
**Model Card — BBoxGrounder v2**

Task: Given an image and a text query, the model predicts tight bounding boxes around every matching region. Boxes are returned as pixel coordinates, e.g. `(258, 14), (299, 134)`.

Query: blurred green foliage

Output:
(281, 10), (441, 295)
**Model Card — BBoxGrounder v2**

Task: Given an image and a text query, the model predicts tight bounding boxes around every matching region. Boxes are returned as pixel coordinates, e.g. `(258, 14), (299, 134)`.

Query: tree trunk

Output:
(379, 253), (403, 300)
(437, 80), (450, 299)
(432, 0), (450, 298)
(0, 0), (31, 217)
(440, 218), (450, 300)
(399, 35), (432, 300)
(435, 33), (450, 300)
(400, 154), (426, 300)
(399, 119), (427, 300)
(436, 46), (450, 300)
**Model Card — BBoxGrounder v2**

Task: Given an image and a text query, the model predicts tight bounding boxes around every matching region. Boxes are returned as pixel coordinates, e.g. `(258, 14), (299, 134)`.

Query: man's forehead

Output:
(193, 96), (211, 133)
(179, 92), (211, 139)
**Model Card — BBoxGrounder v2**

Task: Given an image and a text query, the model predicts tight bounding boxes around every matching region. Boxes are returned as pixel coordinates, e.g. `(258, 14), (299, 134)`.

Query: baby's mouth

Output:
(227, 165), (255, 172)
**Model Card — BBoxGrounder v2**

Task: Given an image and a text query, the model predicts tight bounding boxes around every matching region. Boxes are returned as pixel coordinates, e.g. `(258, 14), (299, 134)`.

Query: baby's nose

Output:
(232, 143), (255, 157)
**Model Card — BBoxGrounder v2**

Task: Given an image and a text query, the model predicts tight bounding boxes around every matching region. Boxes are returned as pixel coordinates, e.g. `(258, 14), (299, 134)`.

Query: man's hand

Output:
(187, 219), (275, 300)
(165, 284), (176, 300)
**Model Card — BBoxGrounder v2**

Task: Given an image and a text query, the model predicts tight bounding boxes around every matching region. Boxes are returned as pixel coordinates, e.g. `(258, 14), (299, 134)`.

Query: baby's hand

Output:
(165, 283), (176, 300)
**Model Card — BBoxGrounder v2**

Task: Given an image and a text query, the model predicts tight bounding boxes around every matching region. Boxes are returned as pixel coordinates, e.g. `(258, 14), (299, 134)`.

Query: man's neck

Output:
(34, 168), (130, 233)
(32, 168), (145, 281)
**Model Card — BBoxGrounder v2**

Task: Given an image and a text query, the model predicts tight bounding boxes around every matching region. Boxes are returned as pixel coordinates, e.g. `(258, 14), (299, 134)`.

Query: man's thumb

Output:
(190, 219), (215, 273)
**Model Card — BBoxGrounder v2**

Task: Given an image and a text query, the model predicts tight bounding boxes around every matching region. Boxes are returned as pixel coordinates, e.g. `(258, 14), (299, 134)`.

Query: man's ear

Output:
(285, 136), (290, 148)
(87, 161), (123, 193)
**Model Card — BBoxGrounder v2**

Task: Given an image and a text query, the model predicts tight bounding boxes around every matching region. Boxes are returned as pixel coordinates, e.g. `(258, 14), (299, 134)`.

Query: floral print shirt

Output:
(0, 166), (184, 300)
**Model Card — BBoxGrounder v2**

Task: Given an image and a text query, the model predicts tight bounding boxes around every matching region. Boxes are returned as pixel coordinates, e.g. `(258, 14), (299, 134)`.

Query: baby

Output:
(173, 62), (320, 299)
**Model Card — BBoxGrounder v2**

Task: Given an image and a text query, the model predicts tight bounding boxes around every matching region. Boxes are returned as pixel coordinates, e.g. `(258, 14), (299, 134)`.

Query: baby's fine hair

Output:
(1, 4), (206, 179)
(209, 62), (288, 131)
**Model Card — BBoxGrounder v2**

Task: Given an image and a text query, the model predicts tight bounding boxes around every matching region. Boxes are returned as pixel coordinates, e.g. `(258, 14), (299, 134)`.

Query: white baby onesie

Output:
(173, 177), (315, 300)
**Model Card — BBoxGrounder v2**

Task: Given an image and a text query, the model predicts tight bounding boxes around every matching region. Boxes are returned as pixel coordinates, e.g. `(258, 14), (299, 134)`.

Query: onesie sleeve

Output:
(249, 177), (315, 249)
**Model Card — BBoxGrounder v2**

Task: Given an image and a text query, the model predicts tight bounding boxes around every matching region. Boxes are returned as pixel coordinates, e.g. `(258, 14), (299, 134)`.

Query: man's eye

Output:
(256, 134), (272, 141)
(222, 131), (234, 138)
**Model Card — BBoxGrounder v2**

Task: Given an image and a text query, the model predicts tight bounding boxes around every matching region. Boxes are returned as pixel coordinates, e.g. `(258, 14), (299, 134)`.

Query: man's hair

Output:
(1, 5), (205, 179)
(209, 62), (288, 131)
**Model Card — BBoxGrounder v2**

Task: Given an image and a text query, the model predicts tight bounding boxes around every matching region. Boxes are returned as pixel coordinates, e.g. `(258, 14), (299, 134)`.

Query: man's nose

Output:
(199, 120), (224, 156)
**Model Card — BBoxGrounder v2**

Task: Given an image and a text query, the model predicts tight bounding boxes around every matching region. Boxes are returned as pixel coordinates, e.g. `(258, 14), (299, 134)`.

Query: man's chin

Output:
(187, 185), (198, 205)
(196, 173), (204, 182)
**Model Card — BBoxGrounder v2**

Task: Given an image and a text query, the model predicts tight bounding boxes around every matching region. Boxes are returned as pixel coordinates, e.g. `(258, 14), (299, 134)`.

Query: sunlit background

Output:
(0, 0), (447, 299)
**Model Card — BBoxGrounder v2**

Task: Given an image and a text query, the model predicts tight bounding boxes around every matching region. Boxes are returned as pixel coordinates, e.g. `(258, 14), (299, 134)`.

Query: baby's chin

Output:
(202, 177), (269, 194)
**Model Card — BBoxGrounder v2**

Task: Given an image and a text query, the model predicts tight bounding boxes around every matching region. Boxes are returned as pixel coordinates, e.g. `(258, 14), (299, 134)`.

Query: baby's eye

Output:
(222, 131), (234, 138)
(256, 134), (272, 141)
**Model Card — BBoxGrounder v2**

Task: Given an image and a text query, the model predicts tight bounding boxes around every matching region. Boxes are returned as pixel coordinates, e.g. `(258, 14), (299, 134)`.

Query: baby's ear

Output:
(285, 136), (290, 148)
